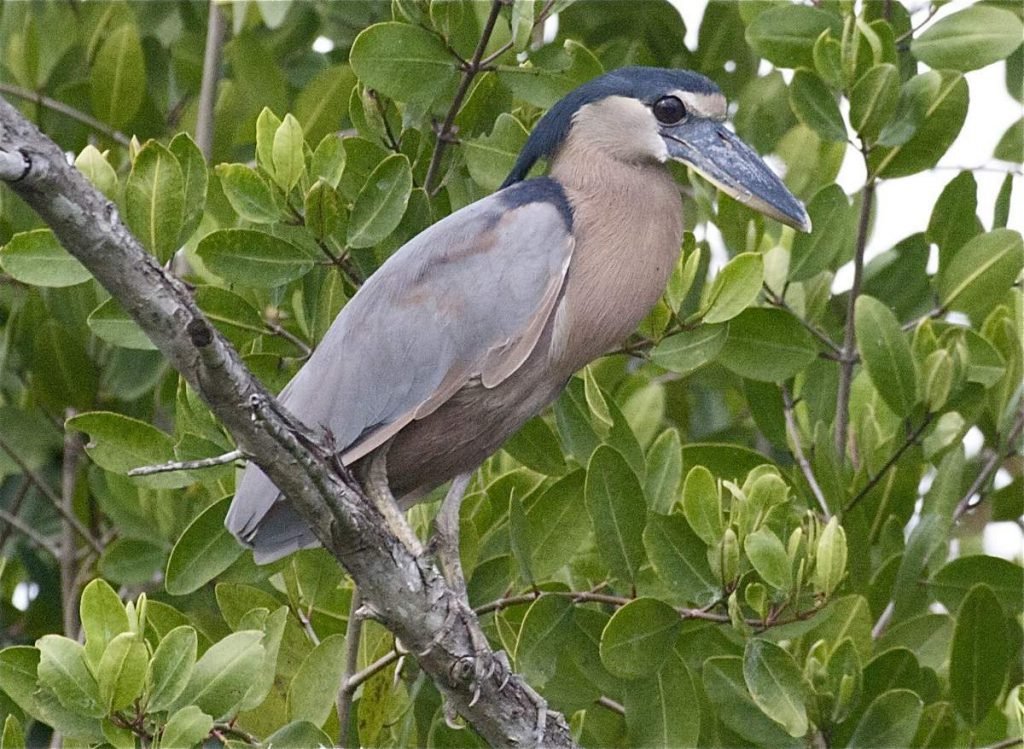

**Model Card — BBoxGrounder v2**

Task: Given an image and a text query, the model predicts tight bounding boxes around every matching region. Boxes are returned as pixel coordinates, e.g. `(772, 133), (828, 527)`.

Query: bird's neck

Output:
(547, 140), (684, 371)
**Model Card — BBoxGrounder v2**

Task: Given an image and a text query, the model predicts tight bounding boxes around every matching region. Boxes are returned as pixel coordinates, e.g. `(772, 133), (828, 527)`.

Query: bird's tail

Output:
(225, 463), (320, 564)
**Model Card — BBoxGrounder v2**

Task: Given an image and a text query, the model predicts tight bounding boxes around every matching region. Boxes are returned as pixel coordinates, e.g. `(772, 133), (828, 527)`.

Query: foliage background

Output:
(0, 0), (1021, 747)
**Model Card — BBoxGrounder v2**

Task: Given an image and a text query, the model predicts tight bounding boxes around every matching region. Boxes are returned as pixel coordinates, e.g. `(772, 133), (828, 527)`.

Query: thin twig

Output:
(781, 385), (831, 519)
(0, 82), (130, 147)
(871, 600), (895, 640)
(835, 175), (875, 457)
(595, 696), (625, 716)
(0, 507), (60, 557)
(265, 322), (312, 359)
(423, 0), (505, 195)
(844, 412), (935, 515)
(195, 1), (226, 159)
(762, 284), (843, 354)
(345, 648), (402, 692)
(337, 588), (364, 749)
(126, 449), (243, 477)
(0, 478), (32, 551)
(0, 436), (103, 554)
(61, 410), (83, 638)
(895, 5), (939, 44)
(953, 407), (1024, 521)
(982, 737), (1024, 749)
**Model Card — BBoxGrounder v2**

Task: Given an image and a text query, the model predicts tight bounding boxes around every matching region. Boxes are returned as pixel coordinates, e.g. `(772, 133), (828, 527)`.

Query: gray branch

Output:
(0, 96), (575, 749)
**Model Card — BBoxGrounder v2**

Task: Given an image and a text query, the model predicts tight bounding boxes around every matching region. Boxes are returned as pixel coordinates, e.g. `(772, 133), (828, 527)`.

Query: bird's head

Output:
(502, 66), (811, 233)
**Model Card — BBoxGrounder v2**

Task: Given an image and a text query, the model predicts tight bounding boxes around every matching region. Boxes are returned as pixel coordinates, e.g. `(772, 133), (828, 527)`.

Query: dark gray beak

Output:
(662, 119), (812, 233)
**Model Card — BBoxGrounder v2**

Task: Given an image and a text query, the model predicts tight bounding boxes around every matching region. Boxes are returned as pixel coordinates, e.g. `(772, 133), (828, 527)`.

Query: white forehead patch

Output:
(674, 90), (727, 120)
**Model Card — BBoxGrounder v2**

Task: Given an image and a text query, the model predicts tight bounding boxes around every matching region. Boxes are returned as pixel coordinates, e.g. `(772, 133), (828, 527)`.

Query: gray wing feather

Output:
(226, 192), (573, 559)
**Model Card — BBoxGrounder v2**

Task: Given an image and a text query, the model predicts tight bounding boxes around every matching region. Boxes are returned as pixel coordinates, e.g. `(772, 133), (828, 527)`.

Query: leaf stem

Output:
(835, 170), (876, 458)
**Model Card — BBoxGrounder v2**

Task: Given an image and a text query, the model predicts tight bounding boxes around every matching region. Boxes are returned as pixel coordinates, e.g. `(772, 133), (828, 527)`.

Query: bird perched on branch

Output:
(227, 66), (810, 569)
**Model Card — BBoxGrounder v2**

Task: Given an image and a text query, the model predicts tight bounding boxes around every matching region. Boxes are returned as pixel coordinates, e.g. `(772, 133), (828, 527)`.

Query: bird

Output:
(226, 66), (811, 566)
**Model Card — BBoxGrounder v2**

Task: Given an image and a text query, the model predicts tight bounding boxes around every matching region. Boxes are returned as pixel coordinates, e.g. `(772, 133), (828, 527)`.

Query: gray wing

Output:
(226, 185), (574, 561)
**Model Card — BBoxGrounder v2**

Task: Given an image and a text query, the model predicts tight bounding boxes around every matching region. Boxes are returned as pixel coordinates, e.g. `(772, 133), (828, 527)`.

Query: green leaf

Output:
(718, 308), (818, 382)
(745, 5), (843, 69)
(644, 428), (682, 514)
(788, 184), (852, 281)
(160, 705), (213, 749)
(2, 715), (25, 749)
(995, 117), (1023, 163)
(813, 516), (847, 597)
(90, 24), (145, 127)
(650, 324), (727, 375)
(0, 229), (91, 287)
(169, 133), (208, 244)
(929, 555), (1024, 616)
(304, 179), (341, 240)
(681, 465), (723, 546)
(272, 114), (307, 193)
(295, 65), (356, 145)
(703, 656), (801, 747)
(702, 253), (764, 324)
(928, 171), (981, 268)
(600, 598), (681, 680)
(514, 595), (574, 685)
(125, 141), (185, 263)
(949, 583), (1012, 726)
(789, 70), (846, 142)
(347, 153), (412, 249)
(585, 445), (647, 586)
(745, 527), (792, 592)
(75, 145), (118, 199)
(215, 164), (283, 223)
(0, 647), (41, 718)
(526, 470), (588, 579)
(310, 135), (347, 189)
(165, 497), (243, 596)
(349, 23), (458, 103)
(256, 108), (282, 179)
(36, 635), (103, 718)
(871, 71), (969, 178)
(286, 633), (347, 726)
(264, 721), (334, 748)
(80, 579), (130, 669)
(742, 639), (808, 738)
(498, 40), (604, 109)
(911, 6), (1024, 73)
(937, 228), (1024, 321)
(174, 630), (264, 720)
(66, 411), (180, 487)
(463, 113), (529, 192)
(847, 689), (923, 747)
(855, 295), (918, 417)
(643, 512), (720, 607)
(194, 286), (268, 349)
(146, 626), (197, 713)
(97, 632), (147, 713)
(238, 606), (289, 711)
(87, 297), (156, 350)
(623, 655), (699, 748)
(196, 228), (315, 287)
(849, 63), (900, 142)
(504, 416), (566, 475)
(581, 366), (613, 430)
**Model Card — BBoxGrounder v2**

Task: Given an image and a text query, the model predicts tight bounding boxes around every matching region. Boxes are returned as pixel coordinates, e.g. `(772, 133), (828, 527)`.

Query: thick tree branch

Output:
(0, 96), (575, 749)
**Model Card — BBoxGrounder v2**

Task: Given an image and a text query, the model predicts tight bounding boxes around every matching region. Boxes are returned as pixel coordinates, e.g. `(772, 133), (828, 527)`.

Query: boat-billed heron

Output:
(226, 66), (810, 564)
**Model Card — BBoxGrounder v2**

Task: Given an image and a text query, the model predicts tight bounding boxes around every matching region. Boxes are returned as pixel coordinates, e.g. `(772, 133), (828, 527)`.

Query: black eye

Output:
(653, 96), (687, 124)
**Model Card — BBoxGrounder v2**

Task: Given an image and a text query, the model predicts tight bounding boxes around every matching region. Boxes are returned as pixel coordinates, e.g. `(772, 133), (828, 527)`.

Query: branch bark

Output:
(0, 96), (576, 749)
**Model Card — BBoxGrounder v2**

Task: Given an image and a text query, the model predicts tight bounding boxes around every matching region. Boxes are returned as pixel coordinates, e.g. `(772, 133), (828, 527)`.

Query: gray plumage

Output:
(227, 67), (810, 562)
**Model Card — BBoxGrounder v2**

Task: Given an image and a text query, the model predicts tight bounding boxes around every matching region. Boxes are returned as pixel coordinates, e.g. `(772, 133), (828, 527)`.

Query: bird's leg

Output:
(363, 445), (424, 557)
(430, 472), (503, 706)
(432, 472), (473, 600)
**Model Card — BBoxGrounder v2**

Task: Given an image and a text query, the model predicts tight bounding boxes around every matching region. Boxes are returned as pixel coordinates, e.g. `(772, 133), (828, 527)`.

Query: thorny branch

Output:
(0, 95), (576, 749)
